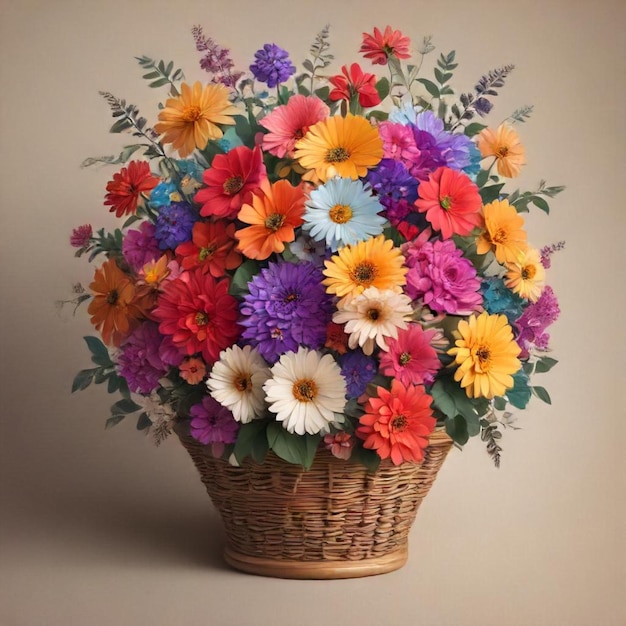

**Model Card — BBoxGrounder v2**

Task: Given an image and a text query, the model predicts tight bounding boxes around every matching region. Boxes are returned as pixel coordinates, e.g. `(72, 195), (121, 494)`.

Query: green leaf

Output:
(350, 446), (381, 473)
(136, 412), (152, 431)
(416, 78), (440, 98)
(375, 77), (390, 101)
(229, 259), (260, 297)
(532, 386), (552, 404)
(233, 420), (269, 464)
(475, 169), (490, 188)
(506, 370), (532, 410)
(445, 415), (469, 446)
(464, 122), (487, 137)
(84, 336), (113, 367)
(72, 368), (98, 393)
(111, 398), (142, 414)
(494, 396), (507, 411)
(532, 196), (550, 214)
(105, 414), (126, 429)
(535, 357), (558, 374)
(149, 77), (171, 89)
(266, 422), (319, 468)
(480, 183), (505, 204)
(109, 118), (132, 134)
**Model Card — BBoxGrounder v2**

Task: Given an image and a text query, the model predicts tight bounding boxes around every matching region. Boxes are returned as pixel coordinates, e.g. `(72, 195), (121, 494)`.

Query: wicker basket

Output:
(176, 423), (453, 579)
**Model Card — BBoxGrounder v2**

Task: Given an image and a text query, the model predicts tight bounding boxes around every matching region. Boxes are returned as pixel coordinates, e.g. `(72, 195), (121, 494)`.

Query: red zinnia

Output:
(329, 63), (381, 108)
(175, 220), (242, 277)
(152, 267), (240, 365)
(194, 145), (267, 219)
(356, 379), (436, 465)
(414, 167), (483, 239)
(104, 161), (159, 218)
(360, 26), (411, 66)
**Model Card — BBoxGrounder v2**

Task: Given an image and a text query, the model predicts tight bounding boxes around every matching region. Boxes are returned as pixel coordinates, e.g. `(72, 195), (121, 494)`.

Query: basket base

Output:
(223, 544), (409, 579)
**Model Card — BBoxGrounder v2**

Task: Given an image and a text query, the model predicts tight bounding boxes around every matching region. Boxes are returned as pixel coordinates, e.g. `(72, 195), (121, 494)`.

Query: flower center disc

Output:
(326, 147), (350, 163)
(521, 264), (536, 279)
(264, 213), (286, 231)
(391, 414), (408, 432)
(223, 175), (244, 195)
(351, 261), (377, 287)
(292, 378), (318, 402)
(106, 289), (119, 305)
(329, 204), (353, 224)
(366, 307), (381, 321)
(182, 105), (202, 122)
(399, 351), (412, 366)
(195, 311), (208, 326)
(234, 374), (252, 392)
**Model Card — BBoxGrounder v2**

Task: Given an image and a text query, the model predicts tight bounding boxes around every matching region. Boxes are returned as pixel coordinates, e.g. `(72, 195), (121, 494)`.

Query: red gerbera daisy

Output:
(175, 220), (242, 277)
(360, 26), (411, 66)
(152, 267), (241, 365)
(329, 63), (381, 108)
(414, 167), (483, 239)
(194, 145), (267, 219)
(104, 161), (159, 218)
(356, 379), (436, 465)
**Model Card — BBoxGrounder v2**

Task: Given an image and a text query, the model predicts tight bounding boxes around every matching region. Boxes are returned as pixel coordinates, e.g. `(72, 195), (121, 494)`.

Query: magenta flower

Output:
(404, 237), (482, 315)
(122, 221), (161, 272)
(70, 224), (93, 249)
(515, 285), (560, 357)
(379, 323), (441, 385)
(189, 395), (239, 451)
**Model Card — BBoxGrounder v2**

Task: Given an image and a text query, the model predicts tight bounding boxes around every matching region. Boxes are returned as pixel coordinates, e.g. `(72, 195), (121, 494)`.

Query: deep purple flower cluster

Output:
(118, 322), (169, 394)
(154, 202), (196, 250)
(250, 44), (296, 88)
(240, 261), (333, 363)
(122, 221), (161, 272)
(189, 396), (239, 445)
(366, 159), (419, 226)
(339, 350), (377, 398)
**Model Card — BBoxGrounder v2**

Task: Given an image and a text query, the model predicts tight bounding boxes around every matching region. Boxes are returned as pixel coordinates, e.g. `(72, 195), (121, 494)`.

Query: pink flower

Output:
(360, 26), (411, 66)
(260, 95), (329, 158)
(328, 63), (381, 108)
(323, 432), (355, 460)
(70, 224), (93, 248)
(379, 324), (441, 386)
(378, 121), (418, 162)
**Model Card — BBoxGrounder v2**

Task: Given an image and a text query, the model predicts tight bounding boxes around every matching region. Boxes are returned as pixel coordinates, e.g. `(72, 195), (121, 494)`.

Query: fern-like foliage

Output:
(508, 104), (534, 124)
(297, 24), (334, 96)
(480, 419), (503, 468)
(135, 56), (185, 96)
(507, 180), (566, 214)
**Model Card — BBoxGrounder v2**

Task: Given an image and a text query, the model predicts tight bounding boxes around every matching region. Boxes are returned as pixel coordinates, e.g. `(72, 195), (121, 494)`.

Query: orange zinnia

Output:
(88, 258), (145, 346)
(477, 124), (526, 178)
(235, 179), (305, 260)
(154, 81), (239, 157)
(476, 199), (528, 264)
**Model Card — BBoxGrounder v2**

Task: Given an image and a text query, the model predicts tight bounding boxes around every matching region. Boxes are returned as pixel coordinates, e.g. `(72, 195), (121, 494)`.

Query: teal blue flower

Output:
(303, 177), (386, 252)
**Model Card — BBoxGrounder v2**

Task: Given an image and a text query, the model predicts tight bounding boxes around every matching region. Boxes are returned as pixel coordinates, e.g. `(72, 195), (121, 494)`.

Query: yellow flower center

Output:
(399, 352), (412, 366)
(391, 415), (408, 431)
(199, 244), (217, 262)
(496, 146), (510, 158)
(521, 264), (536, 280)
(292, 378), (318, 402)
(475, 345), (491, 370)
(329, 204), (353, 224)
(195, 312), (208, 326)
(264, 213), (286, 231)
(350, 261), (377, 287)
(490, 227), (508, 244)
(223, 175), (244, 195)
(234, 374), (252, 392)
(326, 147), (351, 163)
(181, 105), (203, 122)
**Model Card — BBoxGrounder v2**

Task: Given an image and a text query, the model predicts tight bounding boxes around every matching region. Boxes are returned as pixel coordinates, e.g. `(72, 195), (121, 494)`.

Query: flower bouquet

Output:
(69, 24), (563, 577)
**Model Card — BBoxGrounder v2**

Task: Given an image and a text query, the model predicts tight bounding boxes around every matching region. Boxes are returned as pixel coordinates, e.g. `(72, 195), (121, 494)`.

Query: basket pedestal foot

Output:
(223, 543), (409, 579)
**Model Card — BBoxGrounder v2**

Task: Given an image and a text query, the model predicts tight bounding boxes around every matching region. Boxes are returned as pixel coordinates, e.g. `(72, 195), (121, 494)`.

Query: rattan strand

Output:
(176, 424), (453, 564)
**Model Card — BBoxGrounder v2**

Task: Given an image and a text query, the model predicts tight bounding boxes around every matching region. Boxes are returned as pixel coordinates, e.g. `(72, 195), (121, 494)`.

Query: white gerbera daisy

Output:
(333, 287), (413, 355)
(303, 176), (386, 252)
(206, 345), (271, 423)
(263, 347), (347, 435)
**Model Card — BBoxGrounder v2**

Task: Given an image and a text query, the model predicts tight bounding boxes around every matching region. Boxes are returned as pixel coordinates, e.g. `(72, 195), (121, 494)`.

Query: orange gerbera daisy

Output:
(505, 247), (546, 302)
(448, 312), (522, 399)
(476, 199), (528, 264)
(293, 114), (383, 182)
(477, 124), (526, 178)
(235, 179), (305, 260)
(322, 234), (407, 298)
(154, 81), (239, 157)
(88, 258), (145, 346)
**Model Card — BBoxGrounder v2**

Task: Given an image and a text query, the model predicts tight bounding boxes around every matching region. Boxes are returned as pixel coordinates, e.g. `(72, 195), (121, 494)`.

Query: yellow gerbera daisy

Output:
(504, 247), (546, 302)
(477, 124), (526, 178)
(322, 234), (407, 299)
(476, 199), (528, 264)
(293, 114), (383, 182)
(154, 81), (239, 157)
(448, 312), (522, 399)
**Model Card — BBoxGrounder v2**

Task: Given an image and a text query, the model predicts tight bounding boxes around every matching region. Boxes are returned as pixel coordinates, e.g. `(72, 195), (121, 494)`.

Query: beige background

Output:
(1, 0), (624, 624)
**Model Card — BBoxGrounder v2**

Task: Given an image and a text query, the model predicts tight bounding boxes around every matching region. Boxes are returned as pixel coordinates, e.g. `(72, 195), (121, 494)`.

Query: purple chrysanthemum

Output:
(408, 126), (448, 180)
(404, 238), (482, 315)
(250, 44), (296, 88)
(366, 159), (419, 225)
(339, 350), (377, 398)
(154, 201), (196, 250)
(70, 224), (93, 249)
(515, 285), (560, 356)
(118, 322), (169, 394)
(240, 261), (333, 363)
(122, 221), (161, 272)
(189, 395), (239, 445)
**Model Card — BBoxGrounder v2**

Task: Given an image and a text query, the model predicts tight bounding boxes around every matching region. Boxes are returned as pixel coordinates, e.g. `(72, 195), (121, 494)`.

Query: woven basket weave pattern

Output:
(178, 428), (453, 564)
